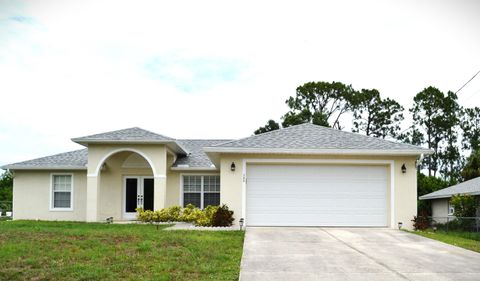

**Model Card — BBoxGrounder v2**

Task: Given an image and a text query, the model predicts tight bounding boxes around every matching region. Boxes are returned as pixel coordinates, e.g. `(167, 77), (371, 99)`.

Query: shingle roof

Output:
(1, 149), (88, 170)
(419, 177), (480, 200)
(173, 139), (232, 168)
(207, 123), (431, 154)
(1, 140), (230, 171)
(2, 124), (431, 171)
(72, 127), (175, 143)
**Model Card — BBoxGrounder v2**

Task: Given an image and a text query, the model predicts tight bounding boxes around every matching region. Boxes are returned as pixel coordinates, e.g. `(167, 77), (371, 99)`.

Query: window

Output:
(448, 202), (455, 215)
(183, 175), (220, 208)
(51, 174), (73, 210)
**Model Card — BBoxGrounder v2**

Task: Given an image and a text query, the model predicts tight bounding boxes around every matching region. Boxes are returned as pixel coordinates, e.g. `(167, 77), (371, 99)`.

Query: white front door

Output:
(246, 164), (388, 227)
(123, 176), (154, 220)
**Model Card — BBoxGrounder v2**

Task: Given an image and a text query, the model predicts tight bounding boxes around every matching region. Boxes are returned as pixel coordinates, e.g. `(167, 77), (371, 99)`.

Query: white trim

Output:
(204, 147), (432, 156)
(241, 158), (396, 228)
(179, 173), (221, 208)
(390, 161), (395, 228)
(448, 201), (455, 216)
(420, 191), (480, 200)
(201, 175), (204, 209)
(93, 148), (159, 177)
(49, 173), (74, 212)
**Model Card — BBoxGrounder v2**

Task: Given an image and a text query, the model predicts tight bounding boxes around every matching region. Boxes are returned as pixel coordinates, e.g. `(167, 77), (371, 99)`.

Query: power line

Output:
(398, 69), (479, 136)
(455, 69), (480, 94)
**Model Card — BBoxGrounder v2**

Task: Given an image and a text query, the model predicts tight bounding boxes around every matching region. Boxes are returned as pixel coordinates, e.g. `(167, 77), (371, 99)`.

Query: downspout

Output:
(416, 154), (424, 173)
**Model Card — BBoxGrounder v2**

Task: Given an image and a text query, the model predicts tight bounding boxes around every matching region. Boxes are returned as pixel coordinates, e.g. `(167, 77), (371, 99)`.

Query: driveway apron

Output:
(240, 227), (480, 281)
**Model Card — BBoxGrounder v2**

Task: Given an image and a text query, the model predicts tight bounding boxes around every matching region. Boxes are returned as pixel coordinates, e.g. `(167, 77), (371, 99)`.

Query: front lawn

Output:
(412, 230), (480, 253)
(0, 221), (244, 281)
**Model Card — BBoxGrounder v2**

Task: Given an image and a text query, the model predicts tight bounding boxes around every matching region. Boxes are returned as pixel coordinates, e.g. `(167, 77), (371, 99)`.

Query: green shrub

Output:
(451, 194), (477, 217)
(136, 204), (235, 227)
(165, 206), (182, 221)
(179, 204), (201, 222)
(196, 205), (219, 227)
(435, 218), (477, 232)
(136, 208), (155, 223)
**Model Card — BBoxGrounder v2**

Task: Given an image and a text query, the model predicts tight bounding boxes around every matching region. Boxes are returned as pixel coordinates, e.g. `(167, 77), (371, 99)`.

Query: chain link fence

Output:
(429, 216), (480, 232)
(0, 201), (12, 219)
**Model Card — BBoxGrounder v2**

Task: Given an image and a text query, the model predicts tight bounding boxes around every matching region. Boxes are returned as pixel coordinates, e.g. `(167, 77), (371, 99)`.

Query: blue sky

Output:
(0, 0), (479, 168)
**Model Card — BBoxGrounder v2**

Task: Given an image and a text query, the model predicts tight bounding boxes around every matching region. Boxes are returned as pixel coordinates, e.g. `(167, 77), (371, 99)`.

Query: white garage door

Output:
(246, 164), (388, 227)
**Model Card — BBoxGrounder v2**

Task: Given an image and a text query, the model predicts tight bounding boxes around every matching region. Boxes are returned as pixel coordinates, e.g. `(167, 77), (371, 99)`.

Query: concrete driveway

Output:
(240, 227), (480, 281)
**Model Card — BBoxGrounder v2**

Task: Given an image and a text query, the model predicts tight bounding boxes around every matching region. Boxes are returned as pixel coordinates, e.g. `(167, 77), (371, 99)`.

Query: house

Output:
(419, 177), (480, 220)
(1, 123), (432, 229)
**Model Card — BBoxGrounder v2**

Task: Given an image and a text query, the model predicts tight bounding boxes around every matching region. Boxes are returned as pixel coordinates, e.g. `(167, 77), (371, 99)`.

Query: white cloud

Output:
(0, 0), (479, 166)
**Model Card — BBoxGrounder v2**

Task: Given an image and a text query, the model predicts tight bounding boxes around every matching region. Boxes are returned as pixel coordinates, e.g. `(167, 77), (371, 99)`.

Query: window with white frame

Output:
(448, 201), (455, 215)
(183, 175), (220, 208)
(52, 175), (73, 209)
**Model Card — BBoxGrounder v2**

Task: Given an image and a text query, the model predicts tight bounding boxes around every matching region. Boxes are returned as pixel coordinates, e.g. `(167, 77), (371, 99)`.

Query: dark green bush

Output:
(435, 218), (477, 232)
(212, 204), (235, 227)
(412, 215), (430, 230)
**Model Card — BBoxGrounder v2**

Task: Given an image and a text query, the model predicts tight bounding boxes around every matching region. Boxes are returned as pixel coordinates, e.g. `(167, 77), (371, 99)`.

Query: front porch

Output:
(84, 144), (174, 222)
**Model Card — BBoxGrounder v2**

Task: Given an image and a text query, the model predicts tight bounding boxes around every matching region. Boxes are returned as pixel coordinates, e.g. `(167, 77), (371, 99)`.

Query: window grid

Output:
(448, 202), (455, 215)
(52, 175), (72, 209)
(183, 175), (220, 209)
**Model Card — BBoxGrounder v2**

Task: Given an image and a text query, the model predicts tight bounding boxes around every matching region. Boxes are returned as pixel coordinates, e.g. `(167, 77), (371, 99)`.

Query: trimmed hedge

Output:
(136, 204), (234, 227)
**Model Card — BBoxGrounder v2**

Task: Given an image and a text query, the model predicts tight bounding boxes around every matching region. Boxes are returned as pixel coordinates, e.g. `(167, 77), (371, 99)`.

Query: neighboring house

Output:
(1, 123), (432, 229)
(419, 177), (480, 221)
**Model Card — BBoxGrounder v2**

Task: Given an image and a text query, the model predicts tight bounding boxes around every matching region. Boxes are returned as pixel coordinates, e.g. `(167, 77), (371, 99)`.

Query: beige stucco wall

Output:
(219, 153), (418, 229)
(10, 151), (188, 221)
(86, 144), (168, 176)
(11, 147), (419, 229)
(12, 170), (87, 221)
(97, 151), (153, 220)
(93, 151), (196, 220)
(431, 198), (450, 223)
(86, 144), (170, 221)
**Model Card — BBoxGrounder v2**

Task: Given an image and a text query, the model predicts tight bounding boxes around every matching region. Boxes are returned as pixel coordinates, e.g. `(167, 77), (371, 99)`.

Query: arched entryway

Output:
(96, 150), (155, 220)
(85, 145), (169, 222)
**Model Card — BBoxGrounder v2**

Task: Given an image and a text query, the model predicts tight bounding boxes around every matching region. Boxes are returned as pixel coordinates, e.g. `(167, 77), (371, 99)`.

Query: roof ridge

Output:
(72, 127), (175, 141)
(209, 123), (310, 147)
(310, 123), (429, 150)
(212, 122), (428, 150)
(178, 139), (233, 141)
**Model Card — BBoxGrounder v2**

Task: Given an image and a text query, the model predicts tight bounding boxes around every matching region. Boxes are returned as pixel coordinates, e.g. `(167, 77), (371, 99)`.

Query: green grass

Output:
(0, 220), (245, 281)
(412, 230), (480, 253)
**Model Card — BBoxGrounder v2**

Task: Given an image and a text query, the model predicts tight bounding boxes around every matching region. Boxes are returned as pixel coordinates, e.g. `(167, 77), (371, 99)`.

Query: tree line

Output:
(254, 81), (480, 185)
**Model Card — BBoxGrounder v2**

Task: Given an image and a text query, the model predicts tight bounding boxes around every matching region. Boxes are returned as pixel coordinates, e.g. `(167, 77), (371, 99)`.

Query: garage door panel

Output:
(248, 165), (387, 178)
(247, 214), (387, 227)
(246, 164), (388, 227)
(247, 200), (386, 209)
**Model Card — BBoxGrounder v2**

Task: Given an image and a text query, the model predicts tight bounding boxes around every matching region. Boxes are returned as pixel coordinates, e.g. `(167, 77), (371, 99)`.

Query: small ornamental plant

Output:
(136, 204), (235, 227)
